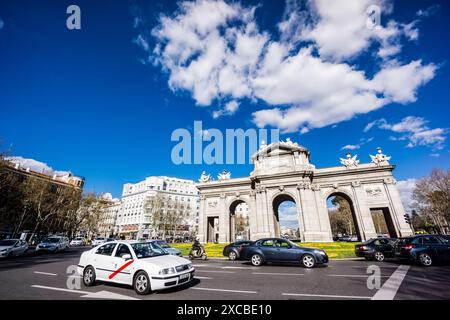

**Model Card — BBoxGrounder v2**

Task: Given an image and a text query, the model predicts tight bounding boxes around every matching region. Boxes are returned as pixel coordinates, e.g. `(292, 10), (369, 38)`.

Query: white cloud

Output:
(341, 144), (360, 151)
(145, 0), (437, 132)
(365, 116), (448, 150)
(396, 178), (416, 211)
(6, 156), (70, 176)
(212, 100), (240, 119)
(340, 136), (374, 151)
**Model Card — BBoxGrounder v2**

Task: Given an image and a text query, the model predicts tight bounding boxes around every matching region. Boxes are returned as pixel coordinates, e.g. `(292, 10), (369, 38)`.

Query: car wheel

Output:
(83, 266), (97, 286)
(418, 253), (433, 266)
(228, 251), (237, 261)
(134, 271), (151, 295)
(301, 254), (316, 268)
(7, 251), (14, 258)
(250, 254), (263, 266)
(374, 251), (385, 262)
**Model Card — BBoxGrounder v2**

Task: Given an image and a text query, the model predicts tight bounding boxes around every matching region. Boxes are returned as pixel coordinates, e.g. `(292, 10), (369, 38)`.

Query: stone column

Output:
(384, 178), (413, 237)
(197, 195), (206, 243)
(218, 193), (228, 243)
(248, 191), (258, 241)
(351, 182), (377, 241)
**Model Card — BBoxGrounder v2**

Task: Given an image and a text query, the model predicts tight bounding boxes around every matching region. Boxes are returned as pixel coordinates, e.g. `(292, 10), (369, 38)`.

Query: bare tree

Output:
(412, 168), (450, 234)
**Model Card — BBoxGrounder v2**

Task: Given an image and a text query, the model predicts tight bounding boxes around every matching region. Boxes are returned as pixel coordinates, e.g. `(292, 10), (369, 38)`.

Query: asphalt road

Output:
(0, 247), (449, 300)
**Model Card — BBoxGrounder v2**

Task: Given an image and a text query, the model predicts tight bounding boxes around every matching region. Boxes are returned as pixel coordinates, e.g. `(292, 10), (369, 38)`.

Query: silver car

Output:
(36, 236), (69, 253)
(149, 240), (182, 256)
(0, 239), (29, 258)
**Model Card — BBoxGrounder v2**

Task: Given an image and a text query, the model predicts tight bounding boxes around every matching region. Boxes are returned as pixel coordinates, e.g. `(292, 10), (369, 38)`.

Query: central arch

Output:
(229, 199), (250, 242)
(272, 193), (301, 240)
(326, 192), (362, 241)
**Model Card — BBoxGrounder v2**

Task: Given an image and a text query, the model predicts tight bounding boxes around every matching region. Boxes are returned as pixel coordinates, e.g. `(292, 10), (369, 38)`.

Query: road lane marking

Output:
(222, 266), (259, 270)
(31, 285), (139, 300)
(371, 265), (410, 300)
(31, 285), (90, 295)
(194, 276), (212, 279)
(34, 271), (58, 276)
(191, 287), (257, 294)
(327, 274), (390, 278)
(282, 293), (371, 299)
(252, 272), (304, 276)
(196, 270), (235, 274)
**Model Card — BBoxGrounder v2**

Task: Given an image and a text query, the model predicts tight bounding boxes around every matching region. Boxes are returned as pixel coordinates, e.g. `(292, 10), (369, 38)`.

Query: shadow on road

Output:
(0, 247), (87, 271)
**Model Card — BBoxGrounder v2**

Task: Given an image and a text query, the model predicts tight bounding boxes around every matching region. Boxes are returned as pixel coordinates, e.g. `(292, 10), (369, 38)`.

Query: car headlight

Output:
(159, 267), (176, 275)
(0, 249), (7, 253)
(187, 263), (192, 269)
(314, 249), (326, 255)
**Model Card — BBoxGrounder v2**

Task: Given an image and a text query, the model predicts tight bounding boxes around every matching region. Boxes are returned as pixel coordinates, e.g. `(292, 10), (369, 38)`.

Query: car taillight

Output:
(404, 244), (415, 250)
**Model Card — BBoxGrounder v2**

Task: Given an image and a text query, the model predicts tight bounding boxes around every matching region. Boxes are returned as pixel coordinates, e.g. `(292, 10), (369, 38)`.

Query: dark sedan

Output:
(355, 237), (395, 261)
(240, 238), (328, 268)
(223, 240), (253, 260)
(393, 234), (450, 266)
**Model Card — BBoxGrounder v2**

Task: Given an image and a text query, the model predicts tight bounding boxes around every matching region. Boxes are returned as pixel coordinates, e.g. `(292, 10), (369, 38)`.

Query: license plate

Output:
(179, 273), (189, 280)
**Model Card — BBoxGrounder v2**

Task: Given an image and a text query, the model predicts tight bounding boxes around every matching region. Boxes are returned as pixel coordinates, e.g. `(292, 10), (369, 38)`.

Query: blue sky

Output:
(0, 0), (449, 210)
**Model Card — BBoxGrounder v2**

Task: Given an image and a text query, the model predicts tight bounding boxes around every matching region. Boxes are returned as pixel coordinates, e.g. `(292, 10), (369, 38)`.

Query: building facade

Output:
(115, 176), (199, 240)
(197, 139), (413, 243)
(97, 193), (121, 238)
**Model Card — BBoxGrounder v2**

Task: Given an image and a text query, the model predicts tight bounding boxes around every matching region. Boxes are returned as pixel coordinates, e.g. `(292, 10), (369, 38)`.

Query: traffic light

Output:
(404, 214), (411, 224)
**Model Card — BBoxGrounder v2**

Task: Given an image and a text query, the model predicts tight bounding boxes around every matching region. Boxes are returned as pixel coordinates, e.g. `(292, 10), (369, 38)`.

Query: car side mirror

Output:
(122, 254), (132, 260)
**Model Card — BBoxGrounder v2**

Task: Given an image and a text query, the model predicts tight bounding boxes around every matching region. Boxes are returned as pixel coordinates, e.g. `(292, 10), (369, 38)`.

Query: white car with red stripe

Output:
(77, 240), (194, 295)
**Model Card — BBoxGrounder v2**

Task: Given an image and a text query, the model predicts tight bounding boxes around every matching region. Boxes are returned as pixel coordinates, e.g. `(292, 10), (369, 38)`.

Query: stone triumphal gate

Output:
(197, 139), (413, 243)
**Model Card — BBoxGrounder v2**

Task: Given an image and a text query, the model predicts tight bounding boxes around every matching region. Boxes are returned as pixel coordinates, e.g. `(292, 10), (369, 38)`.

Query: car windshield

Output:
(439, 236), (450, 243)
(155, 241), (170, 248)
(0, 240), (17, 246)
(131, 242), (168, 258)
(44, 238), (60, 243)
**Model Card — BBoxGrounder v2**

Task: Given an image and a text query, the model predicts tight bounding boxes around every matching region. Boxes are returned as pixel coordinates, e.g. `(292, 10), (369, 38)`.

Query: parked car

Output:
(149, 240), (182, 256)
(77, 240), (195, 295)
(355, 237), (396, 261)
(223, 240), (253, 260)
(240, 238), (328, 268)
(70, 238), (84, 246)
(36, 236), (69, 253)
(338, 235), (359, 242)
(393, 234), (450, 266)
(0, 239), (28, 258)
(91, 237), (107, 247)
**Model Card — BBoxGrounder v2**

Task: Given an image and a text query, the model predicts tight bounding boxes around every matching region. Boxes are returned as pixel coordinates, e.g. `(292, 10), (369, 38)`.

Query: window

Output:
(275, 240), (290, 247)
(115, 244), (132, 258)
(261, 239), (274, 247)
(95, 243), (117, 256)
(420, 236), (440, 244)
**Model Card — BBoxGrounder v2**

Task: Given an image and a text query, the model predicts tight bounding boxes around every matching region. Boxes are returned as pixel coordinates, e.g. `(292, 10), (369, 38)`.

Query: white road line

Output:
(194, 276), (212, 279)
(192, 264), (223, 268)
(33, 271), (58, 276)
(371, 265), (410, 300)
(222, 266), (257, 269)
(328, 274), (390, 278)
(282, 293), (371, 299)
(196, 270), (235, 274)
(31, 285), (139, 300)
(252, 272), (304, 276)
(191, 287), (257, 294)
(31, 285), (90, 295)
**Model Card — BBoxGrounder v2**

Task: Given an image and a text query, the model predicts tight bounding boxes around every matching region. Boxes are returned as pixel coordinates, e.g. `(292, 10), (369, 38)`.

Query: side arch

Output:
(325, 191), (362, 241)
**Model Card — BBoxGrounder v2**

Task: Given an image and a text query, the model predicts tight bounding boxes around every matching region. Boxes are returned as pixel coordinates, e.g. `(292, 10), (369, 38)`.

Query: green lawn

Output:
(171, 242), (360, 259)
